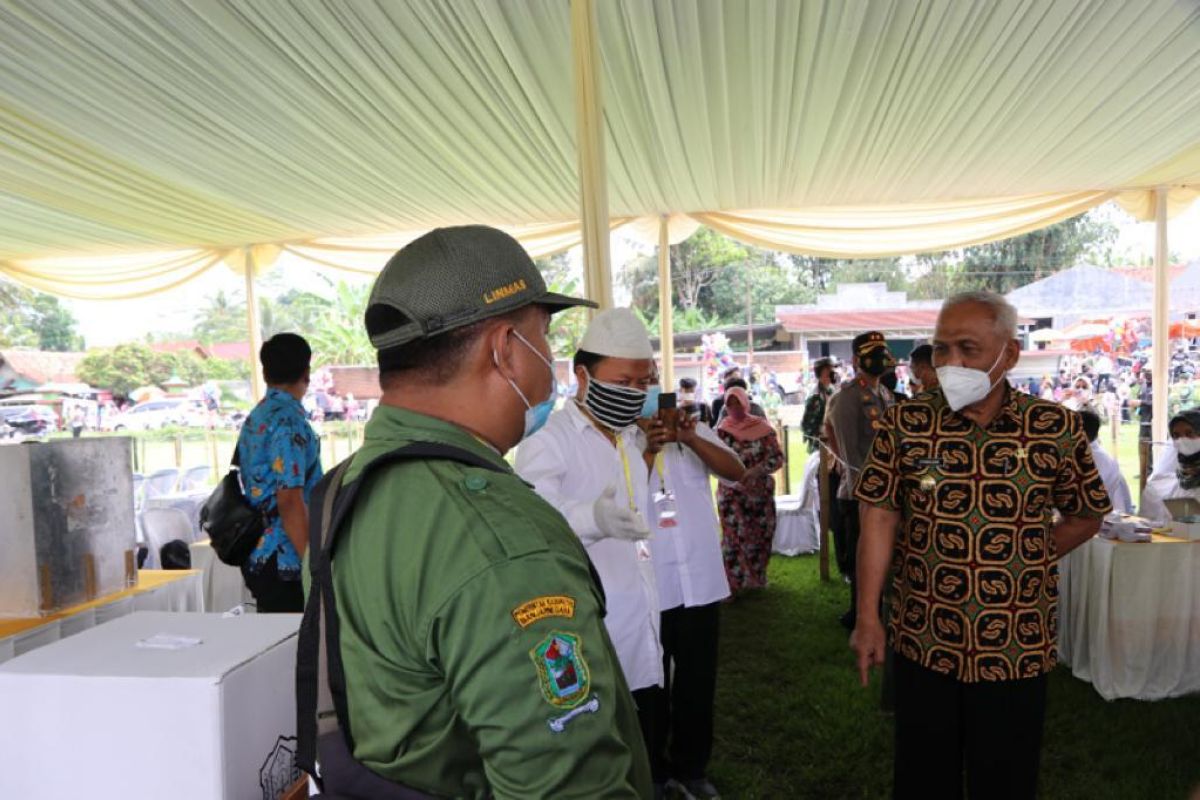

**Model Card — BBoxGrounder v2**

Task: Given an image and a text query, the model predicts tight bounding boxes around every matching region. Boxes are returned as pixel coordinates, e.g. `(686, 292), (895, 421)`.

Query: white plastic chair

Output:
(180, 465), (211, 491)
(139, 507), (195, 569)
(144, 468), (182, 499)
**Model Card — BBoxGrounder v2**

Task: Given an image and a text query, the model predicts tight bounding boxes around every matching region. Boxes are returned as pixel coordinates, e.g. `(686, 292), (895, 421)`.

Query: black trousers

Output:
(828, 470), (848, 575)
(241, 553), (304, 614)
(838, 499), (861, 624)
(632, 685), (666, 784)
(893, 655), (1047, 800)
(647, 602), (720, 784)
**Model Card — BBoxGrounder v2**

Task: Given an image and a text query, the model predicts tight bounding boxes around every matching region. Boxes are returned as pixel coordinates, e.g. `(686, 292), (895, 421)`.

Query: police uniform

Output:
(328, 406), (651, 798)
(825, 332), (896, 627)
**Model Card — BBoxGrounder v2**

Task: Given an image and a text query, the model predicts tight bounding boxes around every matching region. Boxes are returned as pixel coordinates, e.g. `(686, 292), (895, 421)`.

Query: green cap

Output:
(365, 225), (596, 351)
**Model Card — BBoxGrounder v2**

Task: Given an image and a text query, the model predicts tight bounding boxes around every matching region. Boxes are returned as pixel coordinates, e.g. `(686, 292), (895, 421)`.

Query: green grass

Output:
(709, 555), (1200, 799)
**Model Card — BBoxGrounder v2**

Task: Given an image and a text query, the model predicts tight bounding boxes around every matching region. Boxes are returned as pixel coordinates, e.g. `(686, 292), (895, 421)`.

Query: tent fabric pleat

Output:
(0, 0), (1198, 296)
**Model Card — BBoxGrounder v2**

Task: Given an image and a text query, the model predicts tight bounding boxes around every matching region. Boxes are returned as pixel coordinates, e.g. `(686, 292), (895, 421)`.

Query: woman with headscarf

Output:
(1139, 408), (1200, 522)
(715, 386), (785, 595)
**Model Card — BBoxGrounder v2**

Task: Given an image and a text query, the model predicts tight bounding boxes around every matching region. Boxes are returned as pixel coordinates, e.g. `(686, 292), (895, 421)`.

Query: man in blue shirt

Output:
(238, 333), (323, 613)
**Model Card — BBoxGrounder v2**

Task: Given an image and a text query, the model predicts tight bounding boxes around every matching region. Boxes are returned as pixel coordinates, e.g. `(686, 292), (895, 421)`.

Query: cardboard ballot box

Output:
(0, 611), (302, 800)
(1164, 497), (1200, 541)
(0, 437), (137, 616)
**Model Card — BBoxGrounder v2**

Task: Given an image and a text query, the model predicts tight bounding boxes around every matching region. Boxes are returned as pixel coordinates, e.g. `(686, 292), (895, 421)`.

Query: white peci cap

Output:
(578, 308), (654, 359)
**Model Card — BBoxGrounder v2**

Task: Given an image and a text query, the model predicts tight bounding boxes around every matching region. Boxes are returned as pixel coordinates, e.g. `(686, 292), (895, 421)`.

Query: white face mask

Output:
(936, 347), (1008, 412)
(1175, 437), (1200, 458)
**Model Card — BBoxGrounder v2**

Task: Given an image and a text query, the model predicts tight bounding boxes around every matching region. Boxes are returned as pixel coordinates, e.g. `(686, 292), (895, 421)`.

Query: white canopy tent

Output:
(0, 0), (1198, 430)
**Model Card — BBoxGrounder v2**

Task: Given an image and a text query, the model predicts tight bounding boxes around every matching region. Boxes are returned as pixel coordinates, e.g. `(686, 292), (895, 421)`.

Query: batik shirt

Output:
(238, 387), (323, 579)
(854, 387), (1111, 682)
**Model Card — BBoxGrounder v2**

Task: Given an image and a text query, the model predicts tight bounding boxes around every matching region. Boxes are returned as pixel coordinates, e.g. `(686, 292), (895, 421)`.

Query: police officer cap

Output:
(852, 330), (887, 354)
(578, 308), (654, 359)
(365, 225), (596, 351)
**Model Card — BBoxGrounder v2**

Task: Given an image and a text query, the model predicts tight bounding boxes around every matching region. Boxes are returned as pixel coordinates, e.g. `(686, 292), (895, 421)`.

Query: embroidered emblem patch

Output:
(512, 595), (576, 628)
(531, 631), (591, 708)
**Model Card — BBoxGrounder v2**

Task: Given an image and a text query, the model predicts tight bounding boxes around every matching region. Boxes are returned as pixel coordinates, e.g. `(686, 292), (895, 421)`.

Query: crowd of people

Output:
(219, 226), (1200, 799)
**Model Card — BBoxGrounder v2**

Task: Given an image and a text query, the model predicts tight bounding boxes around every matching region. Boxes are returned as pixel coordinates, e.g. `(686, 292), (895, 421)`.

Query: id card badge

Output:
(654, 490), (678, 528)
(636, 540), (653, 562)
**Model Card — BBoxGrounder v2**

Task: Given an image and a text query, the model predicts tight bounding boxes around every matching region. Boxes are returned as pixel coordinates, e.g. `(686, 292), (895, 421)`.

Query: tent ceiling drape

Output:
(1, 0), (1199, 297)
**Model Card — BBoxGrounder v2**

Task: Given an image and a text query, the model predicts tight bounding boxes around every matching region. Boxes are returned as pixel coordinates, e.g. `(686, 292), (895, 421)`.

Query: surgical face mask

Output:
(679, 391), (696, 405)
(582, 371), (647, 430)
(640, 385), (662, 418)
(936, 347), (1008, 412)
(496, 331), (556, 440)
(1175, 437), (1200, 458)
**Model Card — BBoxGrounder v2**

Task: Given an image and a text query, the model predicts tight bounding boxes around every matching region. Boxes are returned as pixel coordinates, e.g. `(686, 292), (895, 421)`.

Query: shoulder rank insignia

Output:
(512, 595), (576, 628)
(531, 631), (591, 708)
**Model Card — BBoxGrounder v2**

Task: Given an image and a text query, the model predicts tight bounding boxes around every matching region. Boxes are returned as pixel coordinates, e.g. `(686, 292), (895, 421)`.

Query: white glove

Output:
(592, 485), (650, 541)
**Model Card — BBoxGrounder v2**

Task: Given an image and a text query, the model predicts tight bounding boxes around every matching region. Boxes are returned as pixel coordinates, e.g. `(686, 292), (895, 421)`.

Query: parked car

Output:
(110, 399), (189, 431)
(0, 405), (59, 436)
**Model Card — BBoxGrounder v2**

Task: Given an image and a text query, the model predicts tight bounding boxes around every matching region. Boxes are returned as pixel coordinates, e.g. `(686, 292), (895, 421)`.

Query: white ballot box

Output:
(0, 611), (303, 800)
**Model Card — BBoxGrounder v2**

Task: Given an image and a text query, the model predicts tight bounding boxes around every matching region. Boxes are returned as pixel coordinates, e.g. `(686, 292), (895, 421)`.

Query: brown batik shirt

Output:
(854, 386), (1111, 682)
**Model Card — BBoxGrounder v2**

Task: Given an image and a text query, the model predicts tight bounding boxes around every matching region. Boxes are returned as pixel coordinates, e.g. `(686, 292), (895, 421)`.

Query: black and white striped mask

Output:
(580, 372), (647, 431)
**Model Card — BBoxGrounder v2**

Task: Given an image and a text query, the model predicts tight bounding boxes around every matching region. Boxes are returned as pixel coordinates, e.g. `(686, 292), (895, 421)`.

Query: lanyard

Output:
(615, 436), (639, 513)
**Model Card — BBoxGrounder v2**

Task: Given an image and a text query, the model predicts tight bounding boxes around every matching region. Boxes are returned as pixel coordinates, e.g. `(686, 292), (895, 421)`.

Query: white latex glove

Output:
(592, 485), (650, 541)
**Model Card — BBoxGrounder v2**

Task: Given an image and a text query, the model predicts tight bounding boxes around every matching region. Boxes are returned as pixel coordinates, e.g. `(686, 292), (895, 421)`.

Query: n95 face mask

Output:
(936, 348), (1007, 412)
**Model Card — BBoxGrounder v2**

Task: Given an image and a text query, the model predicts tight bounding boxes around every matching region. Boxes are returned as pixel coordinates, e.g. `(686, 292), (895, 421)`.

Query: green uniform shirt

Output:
(323, 405), (652, 799)
(854, 387), (1112, 682)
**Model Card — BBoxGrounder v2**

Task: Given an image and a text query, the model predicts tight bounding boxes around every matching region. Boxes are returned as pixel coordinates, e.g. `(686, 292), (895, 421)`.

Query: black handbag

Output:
(199, 446), (266, 567)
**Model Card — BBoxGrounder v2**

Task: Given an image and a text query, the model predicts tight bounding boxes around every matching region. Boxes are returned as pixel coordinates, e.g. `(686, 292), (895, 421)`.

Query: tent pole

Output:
(570, 0), (613, 309)
(1152, 187), (1169, 448)
(657, 215), (674, 388)
(244, 247), (264, 403)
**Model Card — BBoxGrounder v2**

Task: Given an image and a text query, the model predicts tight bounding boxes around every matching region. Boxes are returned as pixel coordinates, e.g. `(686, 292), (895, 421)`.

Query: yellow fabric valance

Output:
(687, 192), (1119, 259)
(15, 189), (1198, 299)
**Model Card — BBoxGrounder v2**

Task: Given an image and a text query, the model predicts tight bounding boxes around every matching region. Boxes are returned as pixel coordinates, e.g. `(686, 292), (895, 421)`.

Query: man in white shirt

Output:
(645, 386), (745, 800)
(515, 308), (666, 793)
(1079, 409), (1133, 514)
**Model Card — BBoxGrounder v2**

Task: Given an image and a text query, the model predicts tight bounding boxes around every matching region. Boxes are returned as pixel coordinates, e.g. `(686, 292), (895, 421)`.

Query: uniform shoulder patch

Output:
(512, 595), (576, 628)
(530, 631), (591, 708)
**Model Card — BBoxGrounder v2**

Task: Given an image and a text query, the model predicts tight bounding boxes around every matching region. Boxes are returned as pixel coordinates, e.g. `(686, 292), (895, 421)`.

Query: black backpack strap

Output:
(296, 441), (508, 787)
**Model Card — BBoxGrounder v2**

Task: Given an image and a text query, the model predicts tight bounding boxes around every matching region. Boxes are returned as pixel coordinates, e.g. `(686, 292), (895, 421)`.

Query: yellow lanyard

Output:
(615, 437), (639, 513)
(653, 451), (668, 490)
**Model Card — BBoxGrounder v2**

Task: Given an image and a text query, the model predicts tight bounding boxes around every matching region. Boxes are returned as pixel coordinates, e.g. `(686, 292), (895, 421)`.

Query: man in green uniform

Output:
(318, 226), (653, 798)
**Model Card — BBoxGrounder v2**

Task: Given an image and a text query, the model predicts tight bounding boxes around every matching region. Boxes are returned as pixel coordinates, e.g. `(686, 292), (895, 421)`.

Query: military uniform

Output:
(800, 384), (832, 451)
(326, 405), (652, 798)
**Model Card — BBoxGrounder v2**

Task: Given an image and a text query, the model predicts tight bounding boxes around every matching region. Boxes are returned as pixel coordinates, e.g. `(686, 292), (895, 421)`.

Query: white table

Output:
(189, 539), (251, 613)
(1058, 534), (1200, 700)
(0, 570), (204, 665)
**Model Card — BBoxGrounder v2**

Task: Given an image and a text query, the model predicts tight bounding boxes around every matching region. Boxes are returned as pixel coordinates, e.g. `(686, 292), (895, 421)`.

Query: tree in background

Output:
(192, 289), (247, 344)
(261, 289), (332, 339)
(78, 343), (186, 397)
(908, 211), (1118, 298)
(0, 279), (85, 351)
(304, 279), (374, 366)
(537, 253), (590, 355)
(621, 228), (808, 334)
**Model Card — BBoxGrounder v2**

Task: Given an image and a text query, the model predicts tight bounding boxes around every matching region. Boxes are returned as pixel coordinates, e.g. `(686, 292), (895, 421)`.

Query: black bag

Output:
(199, 446), (266, 567)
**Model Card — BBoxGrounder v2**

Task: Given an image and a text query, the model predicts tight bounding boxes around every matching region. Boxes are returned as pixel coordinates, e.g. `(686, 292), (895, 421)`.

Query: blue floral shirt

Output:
(237, 388), (323, 579)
